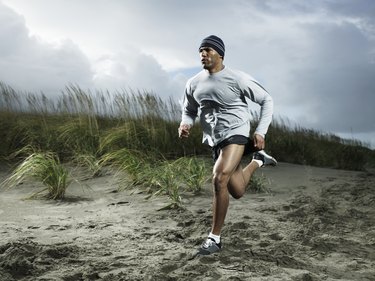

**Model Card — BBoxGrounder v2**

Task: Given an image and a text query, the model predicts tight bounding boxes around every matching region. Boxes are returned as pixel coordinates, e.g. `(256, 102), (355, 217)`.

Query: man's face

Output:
(199, 47), (222, 71)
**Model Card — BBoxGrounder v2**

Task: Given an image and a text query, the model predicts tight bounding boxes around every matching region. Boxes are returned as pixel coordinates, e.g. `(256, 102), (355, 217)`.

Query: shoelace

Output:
(202, 238), (215, 248)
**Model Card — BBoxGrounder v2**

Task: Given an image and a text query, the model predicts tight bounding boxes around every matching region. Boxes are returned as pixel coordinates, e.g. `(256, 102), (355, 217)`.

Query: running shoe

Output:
(197, 238), (222, 255)
(253, 150), (277, 167)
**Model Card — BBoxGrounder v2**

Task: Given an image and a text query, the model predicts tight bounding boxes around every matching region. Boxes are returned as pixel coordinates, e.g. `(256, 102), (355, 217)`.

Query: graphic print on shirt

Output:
(181, 67), (273, 147)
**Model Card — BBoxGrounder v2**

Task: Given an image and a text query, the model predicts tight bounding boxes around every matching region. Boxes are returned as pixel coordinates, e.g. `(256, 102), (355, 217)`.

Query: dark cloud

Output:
(0, 3), (29, 55)
(0, 1), (186, 99)
(0, 2), (93, 94)
(286, 21), (375, 134)
(320, 0), (375, 18)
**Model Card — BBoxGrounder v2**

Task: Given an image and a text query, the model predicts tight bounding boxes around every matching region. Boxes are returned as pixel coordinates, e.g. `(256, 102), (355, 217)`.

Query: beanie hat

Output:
(199, 35), (225, 58)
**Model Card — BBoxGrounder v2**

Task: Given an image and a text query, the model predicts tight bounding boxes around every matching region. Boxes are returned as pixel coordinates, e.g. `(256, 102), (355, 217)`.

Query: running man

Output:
(178, 35), (277, 255)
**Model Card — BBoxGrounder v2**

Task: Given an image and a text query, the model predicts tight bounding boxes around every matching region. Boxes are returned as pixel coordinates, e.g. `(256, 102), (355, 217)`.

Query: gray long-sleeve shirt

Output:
(181, 66), (273, 147)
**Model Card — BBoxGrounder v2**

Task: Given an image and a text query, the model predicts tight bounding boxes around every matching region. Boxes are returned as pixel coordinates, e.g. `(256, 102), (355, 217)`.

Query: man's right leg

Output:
(211, 144), (244, 235)
(197, 144), (244, 255)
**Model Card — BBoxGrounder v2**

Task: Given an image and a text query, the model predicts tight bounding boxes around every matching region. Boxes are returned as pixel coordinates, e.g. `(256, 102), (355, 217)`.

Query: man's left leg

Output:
(228, 149), (278, 199)
(227, 161), (259, 199)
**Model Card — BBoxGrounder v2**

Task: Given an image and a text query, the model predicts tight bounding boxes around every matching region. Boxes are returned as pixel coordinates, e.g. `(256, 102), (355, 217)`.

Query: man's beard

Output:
(202, 62), (211, 70)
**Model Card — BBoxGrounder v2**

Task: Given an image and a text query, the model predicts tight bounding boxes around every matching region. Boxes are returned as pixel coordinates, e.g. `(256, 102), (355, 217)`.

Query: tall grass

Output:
(0, 82), (374, 172)
(173, 157), (210, 194)
(1, 149), (72, 199)
(264, 117), (373, 171)
(100, 148), (153, 187)
(0, 83), (207, 162)
(101, 148), (209, 209)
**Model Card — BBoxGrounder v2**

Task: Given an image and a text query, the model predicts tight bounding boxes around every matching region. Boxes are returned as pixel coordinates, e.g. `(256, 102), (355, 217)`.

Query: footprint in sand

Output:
(107, 201), (129, 206)
(27, 226), (40, 230)
(269, 233), (283, 241)
(45, 225), (71, 231)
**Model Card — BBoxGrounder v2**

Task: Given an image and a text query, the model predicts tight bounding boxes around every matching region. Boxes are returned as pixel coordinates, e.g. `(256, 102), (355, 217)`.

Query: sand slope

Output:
(0, 162), (374, 281)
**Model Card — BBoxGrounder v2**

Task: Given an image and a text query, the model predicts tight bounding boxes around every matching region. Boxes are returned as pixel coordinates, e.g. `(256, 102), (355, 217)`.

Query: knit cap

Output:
(199, 35), (225, 57)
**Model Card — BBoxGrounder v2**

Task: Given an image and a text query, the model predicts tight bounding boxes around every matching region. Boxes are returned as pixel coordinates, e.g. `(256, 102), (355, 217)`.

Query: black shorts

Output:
(212, 135), (260, 162)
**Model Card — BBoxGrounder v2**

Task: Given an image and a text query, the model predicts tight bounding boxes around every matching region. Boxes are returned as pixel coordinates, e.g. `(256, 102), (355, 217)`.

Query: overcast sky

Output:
(1, 0), (374, 148)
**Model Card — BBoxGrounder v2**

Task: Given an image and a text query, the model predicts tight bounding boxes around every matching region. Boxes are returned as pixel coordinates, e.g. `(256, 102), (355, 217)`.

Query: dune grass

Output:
(100, 147), (209, 209)
(265, 118), (373, 171)
(173, 156), (210, 194)
(1, 149), (72, 200)
(1, 82), (374, 205)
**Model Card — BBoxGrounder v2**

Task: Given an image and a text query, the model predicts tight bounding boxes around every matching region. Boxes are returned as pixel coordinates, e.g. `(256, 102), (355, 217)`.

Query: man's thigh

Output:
(213, 144), (245, 175)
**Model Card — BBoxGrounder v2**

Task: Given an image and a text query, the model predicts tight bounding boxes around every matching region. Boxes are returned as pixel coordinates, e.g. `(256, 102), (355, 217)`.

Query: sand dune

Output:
(1, 162), (374, 281)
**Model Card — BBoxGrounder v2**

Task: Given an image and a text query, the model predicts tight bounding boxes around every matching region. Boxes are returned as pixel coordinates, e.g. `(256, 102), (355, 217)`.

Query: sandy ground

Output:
(0, 161), (374, 281)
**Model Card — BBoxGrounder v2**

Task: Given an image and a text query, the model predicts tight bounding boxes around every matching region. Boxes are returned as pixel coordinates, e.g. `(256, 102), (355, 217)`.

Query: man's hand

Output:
(178, 124), (191, 138)
(253, 133), (265, 150)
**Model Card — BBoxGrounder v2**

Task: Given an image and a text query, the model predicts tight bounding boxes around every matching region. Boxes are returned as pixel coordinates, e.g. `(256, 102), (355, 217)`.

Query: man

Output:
(178, 35), (277, 255)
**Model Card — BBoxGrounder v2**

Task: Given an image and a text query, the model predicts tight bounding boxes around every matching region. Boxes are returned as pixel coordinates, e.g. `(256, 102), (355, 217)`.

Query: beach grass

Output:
(173, 156), (210, 194)
(1, 82), (374, 204)
(1, 149), (72, 200)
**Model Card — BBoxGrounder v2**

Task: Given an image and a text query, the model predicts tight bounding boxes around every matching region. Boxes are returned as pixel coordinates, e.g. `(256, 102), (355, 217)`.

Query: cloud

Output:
(281, 20), (375, 135)
(0, 3), (93, 95)
(92, 49), (186, 99)
(0, 1), (185, 99)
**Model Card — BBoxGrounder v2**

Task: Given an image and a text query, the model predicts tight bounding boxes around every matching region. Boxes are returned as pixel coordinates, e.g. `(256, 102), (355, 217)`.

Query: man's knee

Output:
(212, 172), (230, 193)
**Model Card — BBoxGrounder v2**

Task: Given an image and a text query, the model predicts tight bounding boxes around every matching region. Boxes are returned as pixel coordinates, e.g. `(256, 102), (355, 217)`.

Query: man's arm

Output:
(179, 83), (199, 138)
(240, 77), (273, 149)
(253, 83), (273, 137)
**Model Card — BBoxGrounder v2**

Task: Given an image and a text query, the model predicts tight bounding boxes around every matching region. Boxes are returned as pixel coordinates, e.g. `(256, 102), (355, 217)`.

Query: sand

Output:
(0, 162), (374, 281)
